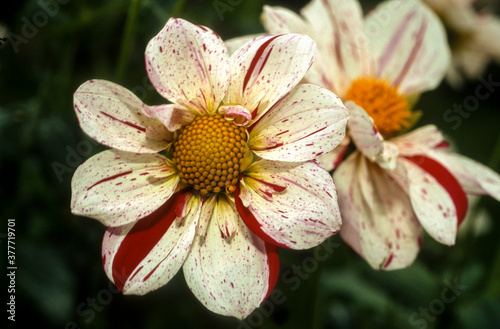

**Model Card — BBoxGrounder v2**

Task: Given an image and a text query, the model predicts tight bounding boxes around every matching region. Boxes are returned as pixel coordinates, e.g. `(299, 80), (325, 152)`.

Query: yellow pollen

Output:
(345, 77), (411, 137)
(172, 114), (247, 196)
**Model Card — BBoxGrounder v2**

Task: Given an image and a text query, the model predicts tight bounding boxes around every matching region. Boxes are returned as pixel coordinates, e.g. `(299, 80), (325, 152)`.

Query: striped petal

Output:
(367, 0), (450, 94)
(400, 156), (467, 245)
(334, 153), (422, 270)
(225, 34), (316, 123)
(183, 199), (279, 319)
(300, 0), (375, 95)
(346, 101), (384, 160)
(74, 80), (170, 153)
(145, 18), (230, 114)
(429, 150), (500, 201)
(102, 190), (200, 294)
(236, 160), (341, 249)
(316, 136), (350, 171)
(71, 149), (179, 227)
(391, 124), (444, 156)
(249, 84), (349, 162)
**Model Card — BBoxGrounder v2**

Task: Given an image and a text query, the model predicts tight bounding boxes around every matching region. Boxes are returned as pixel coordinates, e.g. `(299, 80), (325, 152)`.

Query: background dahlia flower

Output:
(262, 0), (500, 269)
(71, 18), (349, 318)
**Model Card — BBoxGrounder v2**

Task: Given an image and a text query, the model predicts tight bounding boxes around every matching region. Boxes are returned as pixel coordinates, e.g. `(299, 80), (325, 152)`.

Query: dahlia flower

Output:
(263, 0), (500, 269)
(71, 18), (348, 317)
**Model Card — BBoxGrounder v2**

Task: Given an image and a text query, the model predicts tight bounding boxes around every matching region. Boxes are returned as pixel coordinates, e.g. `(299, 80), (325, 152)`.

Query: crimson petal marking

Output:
(86, 171), (133, 191)
(235, 184), (289, 249)
(111, 190), (189, 291)
(100, 111), (146, 132)
(405, 155), (468, 227)
(243, 35), (280, 95)
(74, 80), (168, 153)
(392, 17), (427, 88)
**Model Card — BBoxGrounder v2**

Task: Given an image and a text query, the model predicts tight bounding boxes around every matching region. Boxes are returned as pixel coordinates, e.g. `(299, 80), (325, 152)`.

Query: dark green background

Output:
(1, 0), (500, 328)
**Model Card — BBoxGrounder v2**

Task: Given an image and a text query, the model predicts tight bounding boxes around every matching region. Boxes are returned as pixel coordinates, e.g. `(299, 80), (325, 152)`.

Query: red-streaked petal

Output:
(316, 136), (350, 172)
(74, 80), (169, 153)
(226, 34), (316, 123)
(299, 0), (375, 96)
(346, 101), (384, 160)
(145, 18), (230, 114)
(237, 160), (341, 249)
(391, 124), (444, 156)
(102, 190), (200, 294)
(71, 150), (179, 226)
(368, 0), (450, 94)
(400, 156), (466, 245)
(249, 84), (349, 162)
(183, 208), (279, 319)
(334, 153), (421, 270)
(429, 150), (500, 201)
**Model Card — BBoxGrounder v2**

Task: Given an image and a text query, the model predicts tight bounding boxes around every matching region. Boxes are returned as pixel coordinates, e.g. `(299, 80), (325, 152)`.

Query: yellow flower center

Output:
(345, 77), (411, 137)
(172, 114), (247, 196)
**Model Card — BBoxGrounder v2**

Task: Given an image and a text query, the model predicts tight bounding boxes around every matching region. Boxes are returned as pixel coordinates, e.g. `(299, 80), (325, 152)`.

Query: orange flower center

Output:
(345, 77), (411, 137)
(172, 114), (247, 196)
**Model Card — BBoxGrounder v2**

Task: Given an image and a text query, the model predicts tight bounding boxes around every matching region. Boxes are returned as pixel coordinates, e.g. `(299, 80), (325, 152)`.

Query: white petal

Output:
(74, 80), (169, 153)
(237, 160), (341, 249)
(102, 191), (200, 294)
(183, 203), (279, 319)
(71, 149), (179, 226)
(249, 84), (349, 162)
(145, 18), (230, 114)
(399, 158), (459, 245)
(142, 103), (195, 132)
(316, 136), (350, 172)
(391, 124), (444, 156)
(367, 0), (451, 94)
(334, 153), (421, 270)
(346, 101), (384, 160)
(430, 150), (500, 201)
(300, 0), (375, 95)
(225, 34), (316, 123)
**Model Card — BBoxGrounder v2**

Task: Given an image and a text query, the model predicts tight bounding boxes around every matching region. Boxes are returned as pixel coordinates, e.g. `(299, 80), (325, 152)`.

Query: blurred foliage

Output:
(1, 0), (500, 329)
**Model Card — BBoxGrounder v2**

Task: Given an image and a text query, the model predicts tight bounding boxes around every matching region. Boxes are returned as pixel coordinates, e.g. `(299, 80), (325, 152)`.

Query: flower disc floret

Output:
(172, 114), (247, 196)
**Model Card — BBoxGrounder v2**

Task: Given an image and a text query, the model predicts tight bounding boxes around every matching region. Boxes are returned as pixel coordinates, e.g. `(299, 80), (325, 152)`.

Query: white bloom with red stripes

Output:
(71, 18), (348, 318)
(335, 110), (500, 270)
(262, 0), (500, 270)
(262, 0), (450, 170)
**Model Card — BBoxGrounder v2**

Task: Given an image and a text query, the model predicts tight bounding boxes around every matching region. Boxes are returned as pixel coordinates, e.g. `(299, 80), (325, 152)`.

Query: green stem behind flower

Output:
(114, 0), (143, 84)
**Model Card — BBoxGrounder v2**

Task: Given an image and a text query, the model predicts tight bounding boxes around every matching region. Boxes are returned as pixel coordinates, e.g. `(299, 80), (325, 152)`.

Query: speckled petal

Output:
(391, 125), (444, 156)
(236, 160), (341, 249)
(400, 156), (466, 245)
(74, 80), (170, 153)
(299, 0), (375, 95)
(71, 149), (179, 227)
(183, 201), (279, 319)
(249, 84), (349, 162)
(316, 136), (350, 172)
(429, 150), (500, 201)
(225, 34), (316, 123)
(346, 101), (384, 160)
(102, 190), (200, 295)
(145, 18), (230, 114)
(367, 0), (450, 94)
(335, 153), (422, 270)
(142, 103), (195, 132)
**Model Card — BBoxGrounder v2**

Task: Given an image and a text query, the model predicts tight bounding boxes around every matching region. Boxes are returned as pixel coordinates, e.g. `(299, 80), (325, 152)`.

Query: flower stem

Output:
(114, 0), (143, 84)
